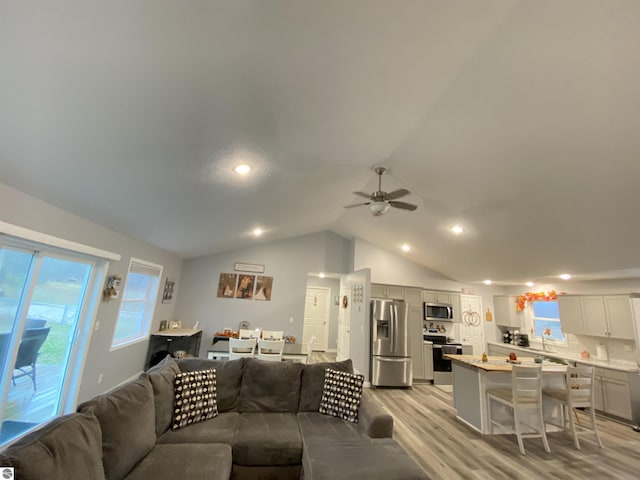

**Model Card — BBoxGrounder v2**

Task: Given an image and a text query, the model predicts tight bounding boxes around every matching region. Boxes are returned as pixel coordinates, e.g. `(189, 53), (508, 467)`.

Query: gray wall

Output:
(174, 231), (351, 356)
(0, 181), (183, 402)
(306, 276), (341, 350)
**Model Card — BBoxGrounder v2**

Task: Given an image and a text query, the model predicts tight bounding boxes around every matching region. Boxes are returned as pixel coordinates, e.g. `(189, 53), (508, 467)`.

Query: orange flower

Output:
(543, 327), (552, 336)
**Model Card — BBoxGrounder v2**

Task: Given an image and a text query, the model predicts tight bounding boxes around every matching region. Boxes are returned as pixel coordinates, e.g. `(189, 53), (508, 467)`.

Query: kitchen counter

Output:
(447, 354), (565, 434)
(487, 342), (639, 373)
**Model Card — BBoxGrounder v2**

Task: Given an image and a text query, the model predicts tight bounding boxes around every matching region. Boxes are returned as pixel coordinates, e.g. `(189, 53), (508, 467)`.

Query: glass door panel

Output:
(0, 249), (92, 444)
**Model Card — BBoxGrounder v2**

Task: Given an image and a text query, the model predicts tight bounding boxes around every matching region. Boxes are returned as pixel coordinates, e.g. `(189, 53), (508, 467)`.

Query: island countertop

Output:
(444, 354), (567, 373)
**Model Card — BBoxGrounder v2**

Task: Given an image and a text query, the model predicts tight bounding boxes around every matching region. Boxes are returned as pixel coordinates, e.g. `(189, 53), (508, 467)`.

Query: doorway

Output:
(458, 294), (485, 355)
(0, 244), (102, 445)
(302, 286), (330, 351)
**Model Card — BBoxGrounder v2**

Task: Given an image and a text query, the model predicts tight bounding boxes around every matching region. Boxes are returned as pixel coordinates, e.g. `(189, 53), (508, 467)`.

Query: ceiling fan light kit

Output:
(344, 166), (418, 216)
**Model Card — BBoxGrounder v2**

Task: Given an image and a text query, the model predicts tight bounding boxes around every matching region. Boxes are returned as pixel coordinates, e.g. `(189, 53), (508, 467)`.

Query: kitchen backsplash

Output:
(536, 333), (638, 366)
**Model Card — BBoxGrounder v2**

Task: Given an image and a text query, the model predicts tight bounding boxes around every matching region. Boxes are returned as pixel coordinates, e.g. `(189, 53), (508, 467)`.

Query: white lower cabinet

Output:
(578, 364), (633, 421)
(409, 305), (424, 380)
(423, 343), (433, 381)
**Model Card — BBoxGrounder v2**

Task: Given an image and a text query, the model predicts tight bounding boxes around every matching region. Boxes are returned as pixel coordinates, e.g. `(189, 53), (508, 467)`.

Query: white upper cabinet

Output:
(371, 284), (405, 300)
(493, 296), (522, 328)
(450, 292), (461, 323)
(422, 290), (451, 304)
(404, 288), (423, 309)
(558, 294), (635, 340)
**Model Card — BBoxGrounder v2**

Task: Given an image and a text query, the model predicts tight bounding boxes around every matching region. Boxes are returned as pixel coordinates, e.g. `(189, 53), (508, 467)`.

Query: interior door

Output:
(336, 285), (351, 361)
(458, 294), (484, 355)
(0, 246), (96, 445)
(302, 287), (330, 351)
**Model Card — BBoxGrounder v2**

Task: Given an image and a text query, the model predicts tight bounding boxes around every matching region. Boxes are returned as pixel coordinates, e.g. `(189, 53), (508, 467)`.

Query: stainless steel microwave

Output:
(424, 302), (454, 321)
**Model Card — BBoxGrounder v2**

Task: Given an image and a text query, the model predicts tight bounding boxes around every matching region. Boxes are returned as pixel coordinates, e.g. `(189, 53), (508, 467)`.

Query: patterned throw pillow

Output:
(172, 368), (218, 430)
(319, 368), (364, 423)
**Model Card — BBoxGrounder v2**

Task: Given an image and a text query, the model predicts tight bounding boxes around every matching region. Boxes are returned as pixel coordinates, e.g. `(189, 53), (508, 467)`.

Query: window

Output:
(531, 300), (565, 342)
(112, 258), (163, 349)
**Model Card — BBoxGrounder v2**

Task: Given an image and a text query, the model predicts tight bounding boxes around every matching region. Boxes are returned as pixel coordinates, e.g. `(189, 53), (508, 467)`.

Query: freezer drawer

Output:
(371, 356), (413, 387)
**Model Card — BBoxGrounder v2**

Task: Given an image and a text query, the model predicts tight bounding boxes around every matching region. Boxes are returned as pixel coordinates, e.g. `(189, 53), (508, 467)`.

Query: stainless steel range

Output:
(424, 333), (462, 385)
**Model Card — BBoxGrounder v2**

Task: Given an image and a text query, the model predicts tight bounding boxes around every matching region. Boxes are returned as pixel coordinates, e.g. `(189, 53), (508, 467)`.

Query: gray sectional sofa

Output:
(0, 356), (428, 480)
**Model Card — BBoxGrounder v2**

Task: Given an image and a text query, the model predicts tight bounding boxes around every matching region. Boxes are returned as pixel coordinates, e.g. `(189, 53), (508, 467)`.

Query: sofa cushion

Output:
(157, 412), (239, 445)
(0, 412), (105, 480)
(233, 412), (302, 466)
(123, 443), (232, 480)
(172, 368), (218, 430)
(239, 359), (303, 412)
(78, 373), (156, 480)
(178, 357), (245, 412)
(319, 368), (364, 423)
(298, 413), (428, 480)
(146, 355), (181, 437)
(298, 359), (353, 412)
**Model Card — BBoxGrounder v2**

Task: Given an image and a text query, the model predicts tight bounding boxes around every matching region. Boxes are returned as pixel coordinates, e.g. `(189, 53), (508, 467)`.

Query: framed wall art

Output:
(254, 275), (273, 301)
(217, 273), (238, 298)
(162, 278), (176, 304)
(236, 274), (255, 299)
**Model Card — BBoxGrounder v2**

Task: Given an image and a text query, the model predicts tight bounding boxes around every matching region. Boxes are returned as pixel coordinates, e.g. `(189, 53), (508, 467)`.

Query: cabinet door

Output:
(423, 290), (437, 303)
(409, 306), (424, 379)
(487, 344), (511, 356)
(582, 296), (608, 337)
(423, 344), (433, 381)
(557, 296), (584, 334)
(436, 291), (452, 304)
(385, 285), (405, 300)
(593, 375), (604, 412)
(603, 378), (632, 419)
(603, 296), (635, 339)
(450, 292), (461, 323)
(371, 284), (387, 298)
(493, 296), (520, 328)
(404, 288), (422, 309)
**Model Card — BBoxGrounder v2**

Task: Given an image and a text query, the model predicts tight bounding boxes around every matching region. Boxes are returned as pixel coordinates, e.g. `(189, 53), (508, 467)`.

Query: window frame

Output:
(111, 257), (163, 350)
(529, 299), (567, 346)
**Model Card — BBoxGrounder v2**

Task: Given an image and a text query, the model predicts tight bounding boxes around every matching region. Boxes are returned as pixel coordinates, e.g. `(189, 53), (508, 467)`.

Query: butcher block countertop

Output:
(444, 354), (567, 373)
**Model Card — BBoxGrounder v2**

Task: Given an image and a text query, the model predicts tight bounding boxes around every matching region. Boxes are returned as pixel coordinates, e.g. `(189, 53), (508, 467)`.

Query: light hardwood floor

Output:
(309, 352), (640, 480)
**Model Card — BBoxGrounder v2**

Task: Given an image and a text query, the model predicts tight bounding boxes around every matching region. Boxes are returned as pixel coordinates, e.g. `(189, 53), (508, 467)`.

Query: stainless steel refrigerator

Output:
(370, 299), (412, 387)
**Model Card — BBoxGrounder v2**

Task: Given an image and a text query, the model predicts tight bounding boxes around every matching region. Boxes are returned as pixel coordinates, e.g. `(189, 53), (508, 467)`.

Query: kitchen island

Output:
(445, 354), (566, 435)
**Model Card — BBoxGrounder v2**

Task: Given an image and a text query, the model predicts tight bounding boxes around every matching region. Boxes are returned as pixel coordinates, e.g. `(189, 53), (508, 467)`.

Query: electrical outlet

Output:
(97, 373), (103, 384)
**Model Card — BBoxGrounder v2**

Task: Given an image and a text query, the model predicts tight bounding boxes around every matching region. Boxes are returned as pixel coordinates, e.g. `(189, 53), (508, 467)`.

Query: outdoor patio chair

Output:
(12, 326), (51, 391)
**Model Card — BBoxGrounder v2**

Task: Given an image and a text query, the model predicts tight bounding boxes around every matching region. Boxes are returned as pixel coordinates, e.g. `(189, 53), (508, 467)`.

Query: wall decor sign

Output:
(236, 274), (255, 299)
(234, 262), (265, 273)
(217, 273), (238, 298)
(254, 275), (273, 301)
(162, 278), (176, 304)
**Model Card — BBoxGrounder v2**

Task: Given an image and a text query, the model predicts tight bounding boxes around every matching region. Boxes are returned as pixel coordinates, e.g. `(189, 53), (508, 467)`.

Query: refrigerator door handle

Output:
(389, 303), (395, 354)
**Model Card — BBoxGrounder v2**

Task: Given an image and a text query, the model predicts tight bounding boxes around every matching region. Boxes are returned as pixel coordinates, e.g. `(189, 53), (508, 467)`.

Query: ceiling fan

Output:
(345, 166), (418, 216)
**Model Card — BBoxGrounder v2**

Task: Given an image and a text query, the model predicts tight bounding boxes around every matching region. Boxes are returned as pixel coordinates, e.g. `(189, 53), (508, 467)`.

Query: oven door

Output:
(432, 345), (461, 385)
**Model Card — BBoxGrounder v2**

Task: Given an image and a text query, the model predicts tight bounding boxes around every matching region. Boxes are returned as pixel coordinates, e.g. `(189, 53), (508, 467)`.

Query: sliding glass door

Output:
(0, 245), (95, 444)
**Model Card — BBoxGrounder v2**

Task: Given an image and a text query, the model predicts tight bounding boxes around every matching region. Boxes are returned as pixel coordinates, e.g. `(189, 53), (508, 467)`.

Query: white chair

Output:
(261, 330), (284, 341)
(229, 338), (256, 360)
(239, 328), (261, 340)
(487, 365), (551, 455)
(543, 365), (603, 450)
(257, 339), (284, 362)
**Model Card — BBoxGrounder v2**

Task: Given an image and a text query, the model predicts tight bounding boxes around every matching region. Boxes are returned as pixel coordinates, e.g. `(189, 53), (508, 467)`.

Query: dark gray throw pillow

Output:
(172, 368), (218, 430)
(319, 368), (364, 423)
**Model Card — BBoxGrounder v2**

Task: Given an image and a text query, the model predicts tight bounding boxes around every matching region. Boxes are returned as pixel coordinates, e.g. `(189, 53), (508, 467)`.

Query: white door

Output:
(336, 285), (351, 361)
(302, 287), (330, 351)
(458, 294), (485, 355)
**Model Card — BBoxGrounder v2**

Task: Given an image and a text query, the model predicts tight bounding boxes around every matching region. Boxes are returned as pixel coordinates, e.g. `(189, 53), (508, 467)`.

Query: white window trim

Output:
(111, 257), (163, 350)
(525, 300), (568, 347)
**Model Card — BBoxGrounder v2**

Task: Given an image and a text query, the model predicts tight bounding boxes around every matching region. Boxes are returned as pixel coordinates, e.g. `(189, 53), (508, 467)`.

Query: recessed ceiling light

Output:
(526, 281), (535, 287)
(560, 273), (572, 280)
(253, 228), (263, 237)
(318, 273), (325, 278)
(401, 244), (411, 252)
(233, 164), (252, 175)
(483, 279), (492, 285)
(451, 225), (464, 235)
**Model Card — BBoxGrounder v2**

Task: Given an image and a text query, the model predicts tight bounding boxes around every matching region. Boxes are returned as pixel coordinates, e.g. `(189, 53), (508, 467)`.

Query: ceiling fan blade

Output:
(388, 201), (417, 211)
(352, 191), (372, 200)
(344, 202), (371, 209)
(385, 188), (410, 200)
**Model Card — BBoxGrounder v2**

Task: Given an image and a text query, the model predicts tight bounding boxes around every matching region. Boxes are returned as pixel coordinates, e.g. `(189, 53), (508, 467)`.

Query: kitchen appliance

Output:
(503, 330), (513, 344)
(424, 302), (454, 321)
(424, 333), (462, 385)
(370, 299), (412, 387)
(515, 333), (529, 347)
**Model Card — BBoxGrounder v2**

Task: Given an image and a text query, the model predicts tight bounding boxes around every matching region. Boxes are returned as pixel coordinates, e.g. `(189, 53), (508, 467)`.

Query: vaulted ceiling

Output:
(2, 1), (640, 285)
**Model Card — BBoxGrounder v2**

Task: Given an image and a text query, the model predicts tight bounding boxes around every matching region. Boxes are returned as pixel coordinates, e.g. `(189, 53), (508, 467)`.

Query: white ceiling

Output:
(2, 0), (640, 285)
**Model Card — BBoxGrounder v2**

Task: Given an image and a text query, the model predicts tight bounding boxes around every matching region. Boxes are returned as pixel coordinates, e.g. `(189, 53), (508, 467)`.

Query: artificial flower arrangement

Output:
(515, 290), (558, 311)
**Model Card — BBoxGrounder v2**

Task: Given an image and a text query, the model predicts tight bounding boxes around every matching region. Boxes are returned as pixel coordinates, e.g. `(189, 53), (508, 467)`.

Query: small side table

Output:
(145, 328), (202, 369)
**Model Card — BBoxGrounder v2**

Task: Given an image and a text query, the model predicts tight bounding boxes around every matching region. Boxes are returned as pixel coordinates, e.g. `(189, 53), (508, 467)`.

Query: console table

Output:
(207, 336), (309, 363)
(145, 328), (202, 369)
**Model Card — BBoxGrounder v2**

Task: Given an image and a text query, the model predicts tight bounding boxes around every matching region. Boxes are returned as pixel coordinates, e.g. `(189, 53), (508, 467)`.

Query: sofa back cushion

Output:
(147, 355), (181, 437)
(239, 359), (303, 412)
(298, 359), (353, 412)
(77, 373), (156, 480)
(178, 357), (246, 412)
(0, 411), (105, 480)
